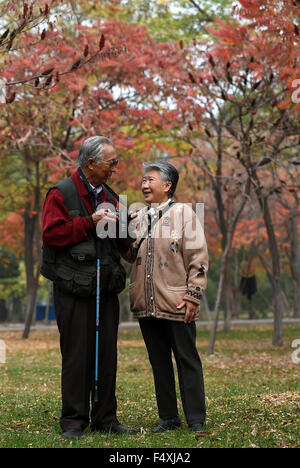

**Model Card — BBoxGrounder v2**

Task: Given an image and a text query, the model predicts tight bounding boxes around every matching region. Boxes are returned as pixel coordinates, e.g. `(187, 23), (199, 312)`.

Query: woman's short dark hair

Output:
(142, 161), (179, 198)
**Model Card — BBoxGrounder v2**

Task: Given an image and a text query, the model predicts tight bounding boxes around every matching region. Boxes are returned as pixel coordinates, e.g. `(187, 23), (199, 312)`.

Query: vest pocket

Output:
(54, 262), (126, 296)
(55, 264), (96, 297)
(100, 263), (126, 294)
(69, 238), (97, 262)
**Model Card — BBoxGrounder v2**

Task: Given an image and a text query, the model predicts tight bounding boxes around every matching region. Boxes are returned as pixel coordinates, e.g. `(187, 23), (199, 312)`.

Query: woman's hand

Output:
(177, 300), (198, 324)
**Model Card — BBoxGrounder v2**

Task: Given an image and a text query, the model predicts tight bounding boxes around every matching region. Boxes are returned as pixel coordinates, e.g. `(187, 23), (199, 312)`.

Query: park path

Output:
(0, 318), (299, 332)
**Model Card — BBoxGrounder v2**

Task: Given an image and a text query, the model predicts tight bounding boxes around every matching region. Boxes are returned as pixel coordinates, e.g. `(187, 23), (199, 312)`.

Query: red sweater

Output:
(42, 169), (129, 252)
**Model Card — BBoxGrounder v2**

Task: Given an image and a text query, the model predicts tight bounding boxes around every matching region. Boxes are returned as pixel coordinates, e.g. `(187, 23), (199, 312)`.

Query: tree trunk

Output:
(281, 290), (291, 318)
(252, 169), (284, 346)
(208, 224), (235, 354)
(22, 206), (41, 339)
(23, 278), (39, 339)
(0, 299), (8, 322)
(290, 209), (300, 318)
(201, 293), (211, 322)
(207, 248), (229, 355)
(265, 216), (284, 345)
(207, 177), (251, 355)
(272, 276), (284, 346)
(22, 158), (42, 339)
(293, 279), (300, 318)
(232, 248), (243, 319)
(12, 296), (23, 322)
(224, 266), (232, 332)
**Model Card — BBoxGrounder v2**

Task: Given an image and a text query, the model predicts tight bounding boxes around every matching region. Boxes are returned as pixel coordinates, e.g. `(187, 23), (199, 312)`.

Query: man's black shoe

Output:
(188, 423), (205, 432)
(153, 417), (181, 433)
(62, 428), (83, 439)
(95, 424), (137, 434)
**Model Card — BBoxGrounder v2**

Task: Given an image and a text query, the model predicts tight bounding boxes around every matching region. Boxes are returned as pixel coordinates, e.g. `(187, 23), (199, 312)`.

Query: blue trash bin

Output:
(36, 305), (56, 321)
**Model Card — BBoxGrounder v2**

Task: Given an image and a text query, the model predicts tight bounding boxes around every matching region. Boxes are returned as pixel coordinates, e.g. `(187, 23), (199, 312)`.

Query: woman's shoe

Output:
(153, 416), (181, 433)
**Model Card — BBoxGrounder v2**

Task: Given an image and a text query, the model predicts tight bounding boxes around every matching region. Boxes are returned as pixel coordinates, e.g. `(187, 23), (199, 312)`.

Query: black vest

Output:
(41, 177), (126, 296)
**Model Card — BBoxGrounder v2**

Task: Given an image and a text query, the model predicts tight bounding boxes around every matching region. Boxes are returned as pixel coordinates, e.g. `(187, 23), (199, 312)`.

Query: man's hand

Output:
(91, 208), (118, 226)
(177, 300), (198, 324)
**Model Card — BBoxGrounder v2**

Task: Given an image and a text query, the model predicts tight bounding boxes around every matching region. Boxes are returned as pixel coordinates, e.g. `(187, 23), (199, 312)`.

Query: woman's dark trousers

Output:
(139, 317), (206, 426)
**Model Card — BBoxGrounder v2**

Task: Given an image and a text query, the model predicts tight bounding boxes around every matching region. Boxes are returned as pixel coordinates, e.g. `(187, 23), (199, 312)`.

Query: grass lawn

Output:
(0, 325), (299, 448)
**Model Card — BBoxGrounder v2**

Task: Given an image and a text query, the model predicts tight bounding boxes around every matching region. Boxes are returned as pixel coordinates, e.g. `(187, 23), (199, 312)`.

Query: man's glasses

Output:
(103, 159), (119, 168)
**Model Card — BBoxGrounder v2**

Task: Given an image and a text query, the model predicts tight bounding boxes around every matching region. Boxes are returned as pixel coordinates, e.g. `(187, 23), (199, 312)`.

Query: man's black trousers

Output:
(138, 317), (206, 426)
(53, 285), (120, 432)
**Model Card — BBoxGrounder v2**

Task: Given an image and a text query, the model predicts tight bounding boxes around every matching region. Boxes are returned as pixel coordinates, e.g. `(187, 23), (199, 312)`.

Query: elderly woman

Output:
(123, 161), (208, 433)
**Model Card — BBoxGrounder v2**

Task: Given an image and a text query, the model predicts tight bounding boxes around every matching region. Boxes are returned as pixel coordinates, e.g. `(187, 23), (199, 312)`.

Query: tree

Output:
(112, 0), (232, 42)
(151, 10), (300, 348)
(0, 0), (123, 101)
(0, 246), (20, 322)
(1, 0), (63, 96)
(274, 165), (300, 317)
(0, 11), (183, 338)
(199, 18), (300, 346)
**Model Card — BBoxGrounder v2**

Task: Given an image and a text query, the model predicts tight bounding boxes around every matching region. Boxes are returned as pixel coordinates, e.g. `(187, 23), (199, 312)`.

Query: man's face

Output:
(141, 170), (172, 205)
(87, 144), (118, 186)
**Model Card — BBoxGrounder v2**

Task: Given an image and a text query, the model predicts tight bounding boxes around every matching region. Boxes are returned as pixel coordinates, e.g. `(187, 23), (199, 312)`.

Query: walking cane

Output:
(94, 238), (101, 403)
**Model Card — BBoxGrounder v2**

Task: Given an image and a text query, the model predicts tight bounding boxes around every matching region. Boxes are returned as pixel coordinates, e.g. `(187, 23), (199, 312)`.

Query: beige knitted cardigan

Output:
(122, 201), (209, 321)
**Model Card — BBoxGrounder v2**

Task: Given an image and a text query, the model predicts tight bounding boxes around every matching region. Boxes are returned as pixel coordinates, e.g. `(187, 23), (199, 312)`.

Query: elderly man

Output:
(41, 136), (136, 439)
(123, 161), (208, 433)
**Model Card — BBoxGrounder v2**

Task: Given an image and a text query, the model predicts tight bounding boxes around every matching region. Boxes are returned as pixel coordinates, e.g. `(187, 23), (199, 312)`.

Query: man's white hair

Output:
(78, 136), (113, 168)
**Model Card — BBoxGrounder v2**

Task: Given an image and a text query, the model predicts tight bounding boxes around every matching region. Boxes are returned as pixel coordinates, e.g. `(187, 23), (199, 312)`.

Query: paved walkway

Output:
(0, 318), (299, 332)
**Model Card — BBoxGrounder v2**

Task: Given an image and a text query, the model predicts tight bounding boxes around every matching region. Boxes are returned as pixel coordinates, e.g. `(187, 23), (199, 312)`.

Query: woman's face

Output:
(141, 170), (172, 205)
